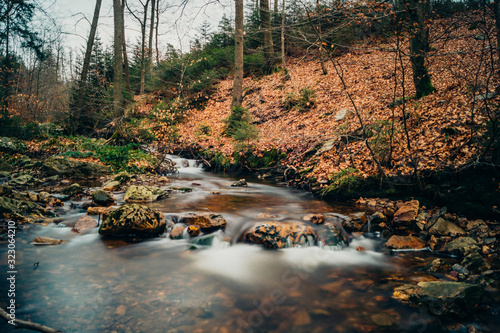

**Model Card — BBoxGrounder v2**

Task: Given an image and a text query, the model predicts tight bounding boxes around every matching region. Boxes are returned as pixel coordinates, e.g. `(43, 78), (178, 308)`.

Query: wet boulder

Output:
(231, 179), (247, 187)
(302, 214), (326, 224)
(124, 185), (168, 203)
(72, 215), (97, 233)
(393, 282), (483, 318)
(169, 225), (186, 239)
(32, 236), (66, 245)
(98, 204), (166, 238)
(343, 212), (367, 232)
(385, 235), (426, 250)
(428, 218), (465, 237)
(62, 183), (83, 197)
(179, 213), (227, 233)
(43, 156), (110, 177)
(92, 189), (115, 206)
(441, 237), (480, 257)
(243, 221), (315, 249)
(103, 180), (121, 191)
(316, 222), (348, 249)
(392, 200), (419, 233)
(87, 206), (114, 219)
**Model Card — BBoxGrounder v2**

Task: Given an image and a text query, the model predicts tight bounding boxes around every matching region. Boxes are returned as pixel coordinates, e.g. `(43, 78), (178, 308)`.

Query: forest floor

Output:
(144, 12), (500, 219)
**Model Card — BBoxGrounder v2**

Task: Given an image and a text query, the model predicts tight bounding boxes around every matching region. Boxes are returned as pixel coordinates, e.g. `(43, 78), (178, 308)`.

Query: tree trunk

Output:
(317, 0), (327, 75)
(139, 0), (150, 95)
(155, 0), (160, 63)
(122, 0), (132, 97)
(494, 0), (500, 58)
(113, 0), (124, 118)
(76, 0), (102, 129)
(260, 0), (274, 73)
(281, 0), (287, 75)
(232, 0), (244, 108)
(407, 0), (434, 98)
(274, 0), (278, 14)
(148, 0), (156, 73)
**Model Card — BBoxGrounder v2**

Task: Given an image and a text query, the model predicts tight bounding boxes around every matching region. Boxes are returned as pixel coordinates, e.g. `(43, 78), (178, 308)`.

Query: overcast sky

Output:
(42, 0), (233, 56)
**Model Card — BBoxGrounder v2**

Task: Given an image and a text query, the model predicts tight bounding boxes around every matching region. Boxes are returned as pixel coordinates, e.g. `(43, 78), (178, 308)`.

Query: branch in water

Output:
(0, 308), (62, 333)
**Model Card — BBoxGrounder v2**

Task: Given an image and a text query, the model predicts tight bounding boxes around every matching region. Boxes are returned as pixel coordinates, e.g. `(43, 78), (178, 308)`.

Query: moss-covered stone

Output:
(92, 189), (115, 206)
(43, 156), (110, 177)
(316, 222), (348, 249)
(62, 183), (83, 196)
(98, 204), (166, 238)
(0, 196), (55, 222)
(124, 185), (167, 203)
(179, 213), (227, 233)
(243, 221), (315, 249)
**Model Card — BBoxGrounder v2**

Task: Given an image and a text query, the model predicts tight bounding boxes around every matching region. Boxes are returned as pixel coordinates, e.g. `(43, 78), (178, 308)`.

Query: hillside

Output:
(167, 15), (497, 185)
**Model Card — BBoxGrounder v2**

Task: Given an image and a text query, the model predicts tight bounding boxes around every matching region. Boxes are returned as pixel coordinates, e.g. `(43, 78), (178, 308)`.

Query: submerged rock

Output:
(316, 222), (348, 248)
(231, 179), (247, 187)
(394, 281), (483, 318)
(302, 214), (326, 224)
(124, 185), (168, 203)
(92, 189), (115, 206)
(43, 156), (110, 177)
(243, 221), (315, 249)
(98, 204), (166, 238)
(72, 215), (97, 233)
(179, 213), (227, 233)
(32, 236), (66, 245)
(169, 225), (186, 239)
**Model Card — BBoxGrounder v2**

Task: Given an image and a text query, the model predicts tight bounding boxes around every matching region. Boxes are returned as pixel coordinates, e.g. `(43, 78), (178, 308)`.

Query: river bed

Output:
(1, 157), (499, 332)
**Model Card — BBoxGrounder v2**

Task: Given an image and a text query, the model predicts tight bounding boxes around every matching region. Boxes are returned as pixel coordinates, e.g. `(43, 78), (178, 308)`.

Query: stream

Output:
(1, 156), (499, 332)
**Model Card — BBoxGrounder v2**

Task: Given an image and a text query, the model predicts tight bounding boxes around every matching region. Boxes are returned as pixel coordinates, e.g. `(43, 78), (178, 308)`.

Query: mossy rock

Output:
(0, 196), (55, 222)
(243, 221), (315, 249)
(316, 222), (349, 249)
(92, 189), (115, 206)
(43, 156), (110, 177)
(124, 185), (168, 203)
(98, 204), (166, 238)
(62, 183), (83, 196)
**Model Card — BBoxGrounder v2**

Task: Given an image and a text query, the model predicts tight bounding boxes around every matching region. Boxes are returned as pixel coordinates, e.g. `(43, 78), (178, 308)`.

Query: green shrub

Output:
(284, 87), (316, 112)
(195, 123), (212, 137)
(223, 106), (253, 137)
(320, 168), (363, 196)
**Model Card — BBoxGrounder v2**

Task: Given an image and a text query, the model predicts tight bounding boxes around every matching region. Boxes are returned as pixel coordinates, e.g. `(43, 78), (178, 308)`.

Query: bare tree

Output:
(122, 0), (132, 97)
(113, 0), (124, 117)
(406, 0), (435, 98)
(127, 0), (151, 95)
(260, 0), (275, 72)
(75, 0), (102, 127)
(232, 0), (244, 108)
(148, 0), (157, 72)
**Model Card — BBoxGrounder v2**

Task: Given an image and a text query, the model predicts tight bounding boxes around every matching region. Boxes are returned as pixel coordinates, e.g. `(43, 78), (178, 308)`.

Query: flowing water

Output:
(1, 157), (499, 333)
